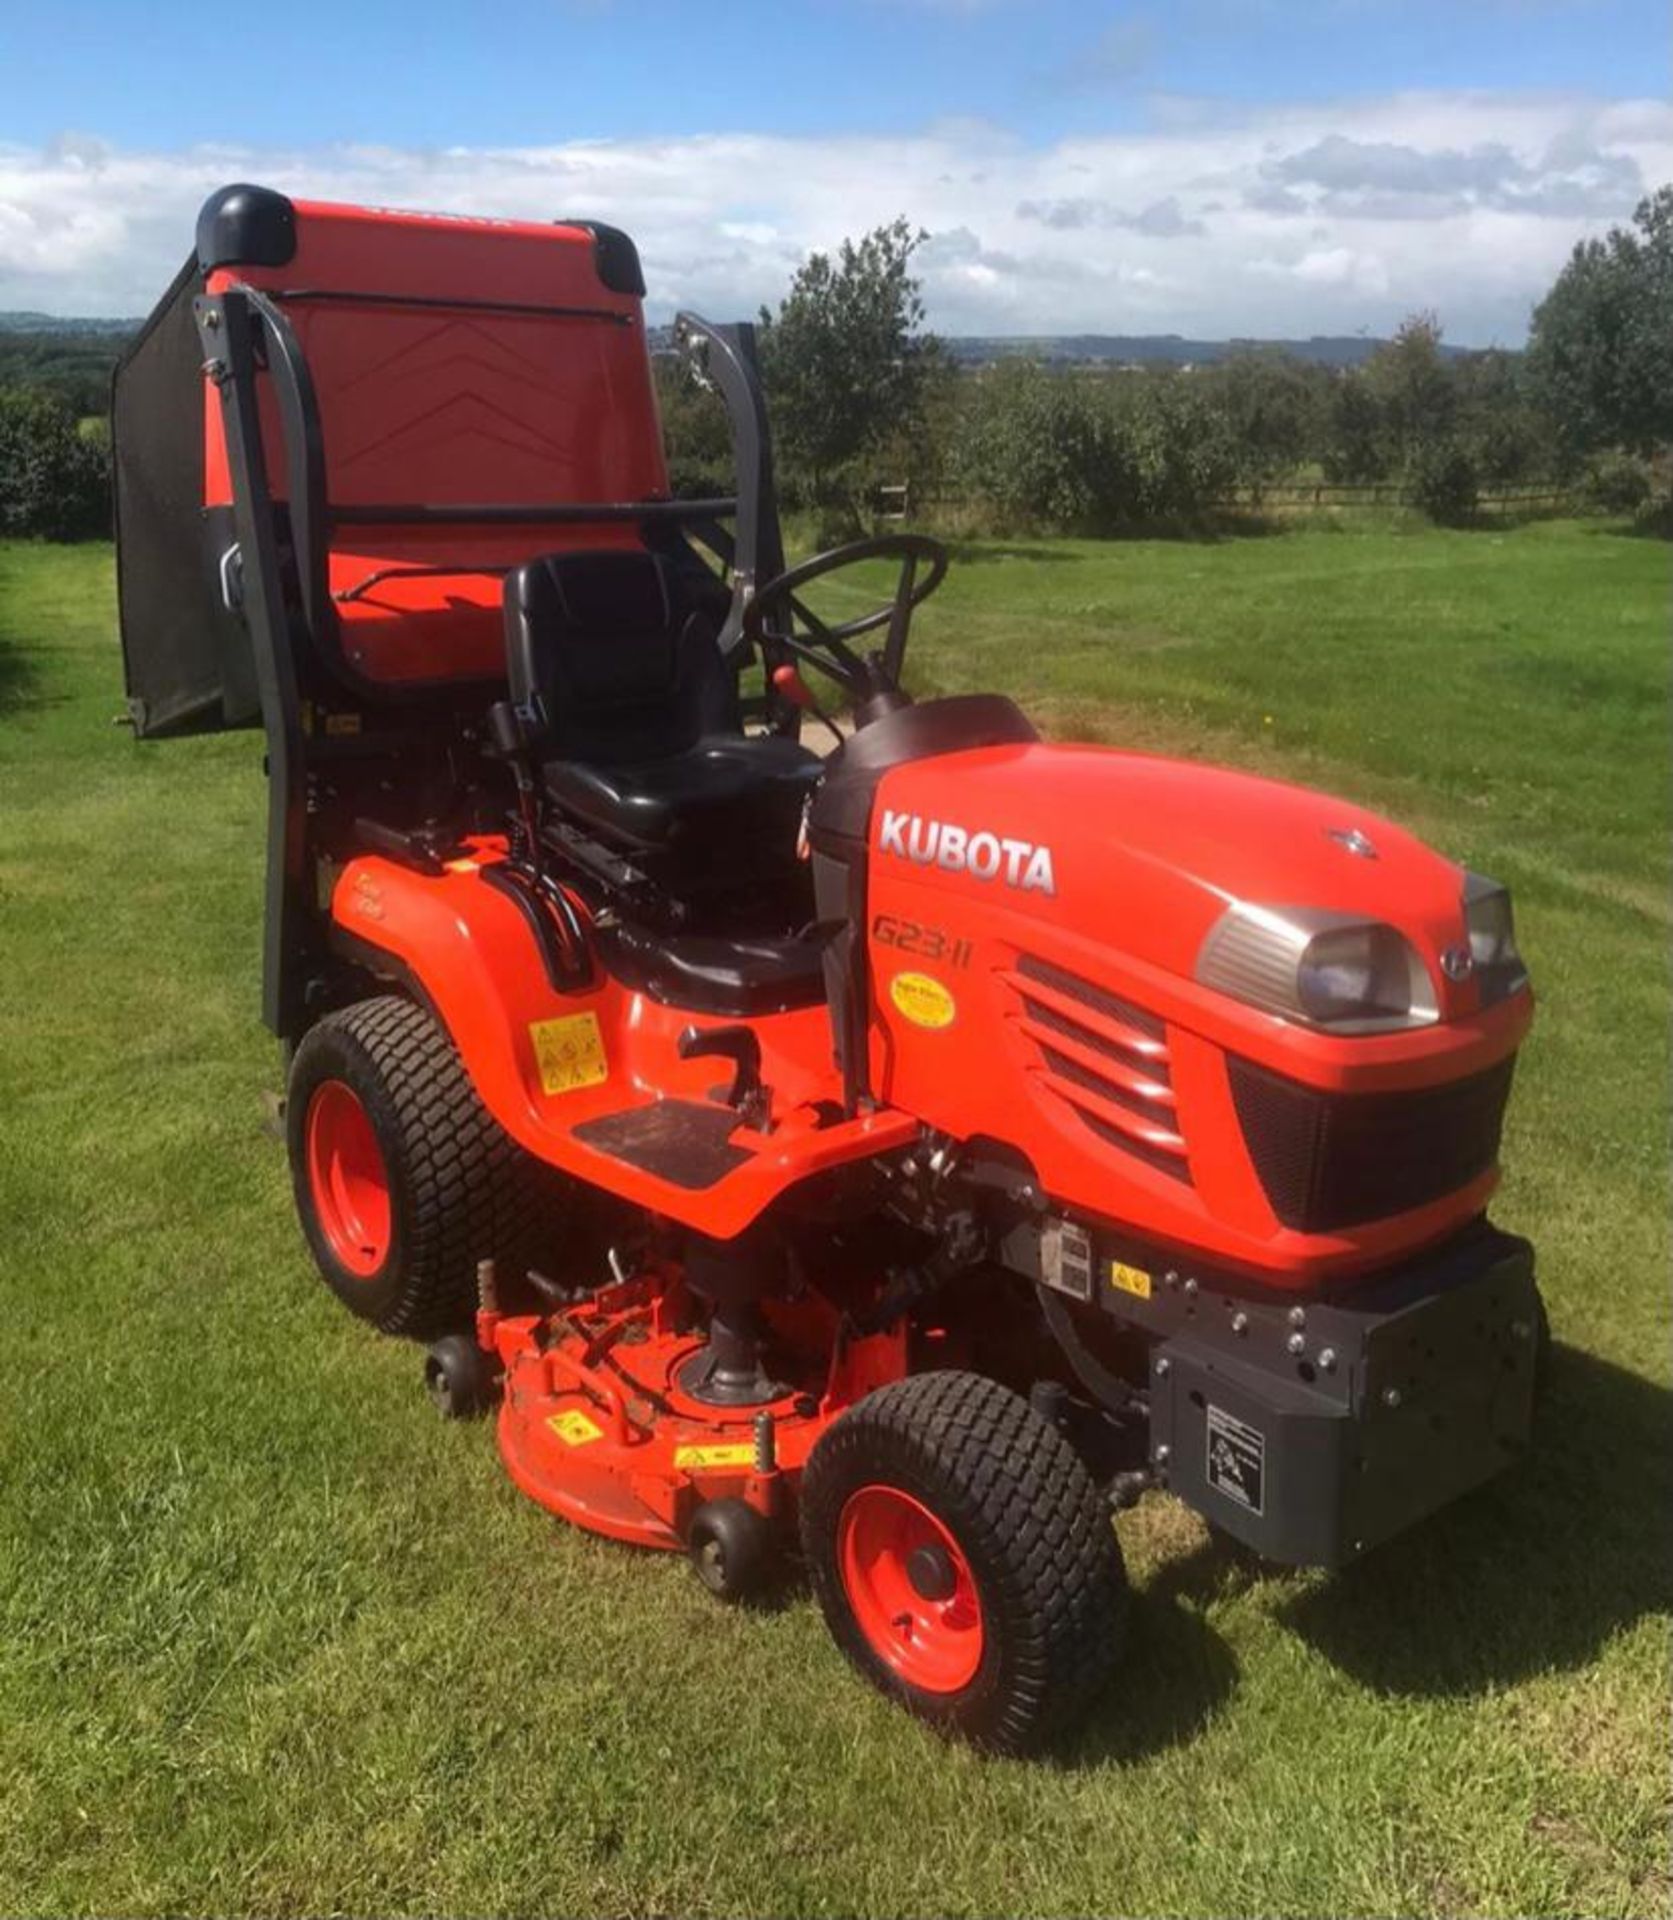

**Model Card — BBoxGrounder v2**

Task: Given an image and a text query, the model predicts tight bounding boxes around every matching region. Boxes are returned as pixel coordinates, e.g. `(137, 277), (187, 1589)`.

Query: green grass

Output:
(2, 524), (1668, 1918)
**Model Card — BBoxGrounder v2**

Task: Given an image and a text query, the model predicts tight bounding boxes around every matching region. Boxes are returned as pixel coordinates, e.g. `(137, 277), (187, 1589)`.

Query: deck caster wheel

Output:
(688, 1498), (776, 1604)
(800, 1370), (1129, 1754)
(423, 1334), (498, 1419)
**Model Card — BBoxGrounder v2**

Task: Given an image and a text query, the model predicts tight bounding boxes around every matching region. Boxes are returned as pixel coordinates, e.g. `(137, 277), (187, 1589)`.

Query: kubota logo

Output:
(877, 809), (1057, 896)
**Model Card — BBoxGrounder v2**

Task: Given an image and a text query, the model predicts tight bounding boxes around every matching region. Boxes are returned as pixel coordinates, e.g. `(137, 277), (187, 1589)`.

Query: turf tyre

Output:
(799, 1369), (1128, 1754)
(287, 995), (563, 1337)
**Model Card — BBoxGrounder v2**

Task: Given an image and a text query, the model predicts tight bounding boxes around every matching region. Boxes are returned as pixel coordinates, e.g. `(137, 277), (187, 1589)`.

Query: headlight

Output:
(1463, 872), (1528, 1003)
(1197, 903), (1439, 1033)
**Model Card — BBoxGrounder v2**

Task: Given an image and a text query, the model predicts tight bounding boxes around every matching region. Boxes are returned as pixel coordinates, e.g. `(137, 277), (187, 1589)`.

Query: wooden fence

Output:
(1207, 483), (1576, 514)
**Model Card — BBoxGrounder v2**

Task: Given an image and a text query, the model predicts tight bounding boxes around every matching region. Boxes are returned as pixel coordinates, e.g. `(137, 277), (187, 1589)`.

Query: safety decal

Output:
(889, 971), (957, 1030)
(1040, 1219), (1093, 1301)
(1110, 1260), (1153, 1302)
(673, 1442), (757, 1472)
(546, 1409), (604, 1447)
(530, 1011), (608, 1095)
(1205, 1404), (1265, 1515)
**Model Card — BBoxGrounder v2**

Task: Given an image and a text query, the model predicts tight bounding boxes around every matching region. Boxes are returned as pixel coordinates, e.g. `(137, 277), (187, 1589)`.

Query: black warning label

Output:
(1205, 1403), (1265, 1515)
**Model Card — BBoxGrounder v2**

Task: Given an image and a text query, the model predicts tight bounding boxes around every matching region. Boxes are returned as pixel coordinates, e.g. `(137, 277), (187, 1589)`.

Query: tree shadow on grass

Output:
(945, 540), (1084, 566)
(0, 631), (43, 718)
(1580, 514), (1673, 542)
(1159, 1342), (1672, 1701)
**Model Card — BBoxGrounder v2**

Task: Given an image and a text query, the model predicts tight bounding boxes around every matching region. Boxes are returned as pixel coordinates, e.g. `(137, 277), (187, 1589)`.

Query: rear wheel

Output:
(286, 995), (564, 1337)
(800, 1370), (1128, 1754)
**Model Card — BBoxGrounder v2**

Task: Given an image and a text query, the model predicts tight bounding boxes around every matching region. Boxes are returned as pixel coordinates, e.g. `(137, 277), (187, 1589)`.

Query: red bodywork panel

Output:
(334, 846), (914, 1238)
(204, 200), (667, 686)
(861, 744), (1531, 1283)
(339, 731), (1530, 1286)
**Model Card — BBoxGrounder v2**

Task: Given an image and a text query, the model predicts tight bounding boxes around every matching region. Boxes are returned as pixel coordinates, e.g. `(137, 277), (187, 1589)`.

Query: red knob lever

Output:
(771, 663), (817, 710)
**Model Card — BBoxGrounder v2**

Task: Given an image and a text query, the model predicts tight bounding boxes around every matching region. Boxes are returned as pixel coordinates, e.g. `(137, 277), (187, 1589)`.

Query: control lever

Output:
(678, 1024), (772, 1133)
(485, 698), (547, 868)
(484, 697), (591, 989)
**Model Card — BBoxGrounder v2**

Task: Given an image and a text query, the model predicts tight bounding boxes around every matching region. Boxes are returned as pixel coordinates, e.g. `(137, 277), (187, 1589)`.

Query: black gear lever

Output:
(679, 1025), (772, 1133)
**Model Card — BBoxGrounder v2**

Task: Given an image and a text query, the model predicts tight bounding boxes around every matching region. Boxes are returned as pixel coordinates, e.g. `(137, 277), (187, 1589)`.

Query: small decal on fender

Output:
(547, 1409), (604, 1447)
(1110, 1260), (1153, 1301)
(1041, 1219), (1093, 1301)
(530, 1011), (608, 1095)
(889, 971), (957, 1030)
(1206, 1404), (1265, 1515)
(673, 1442), (757, 1472)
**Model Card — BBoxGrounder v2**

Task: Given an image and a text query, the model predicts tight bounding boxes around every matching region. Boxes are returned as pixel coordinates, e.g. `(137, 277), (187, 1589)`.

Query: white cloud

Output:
(0, 90), (1667, 342)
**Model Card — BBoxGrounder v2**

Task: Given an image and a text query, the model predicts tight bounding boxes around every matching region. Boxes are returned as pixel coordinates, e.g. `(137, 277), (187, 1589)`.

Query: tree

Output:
(652, 353), (734, 499)
(0, 387), (111, 539)
(1525, 186), (1673, 459)
(1409, 440), (1479, 527)
(1115, 373), (1241, 520)
(1322, 371), (1390, 482)
(1199, 350), (1324, 494)
(758, 218), (938, 506)
(1453, 348), (1556, 488)
(1361, 312), (1455, 469)
(949, 363), (1128, 533)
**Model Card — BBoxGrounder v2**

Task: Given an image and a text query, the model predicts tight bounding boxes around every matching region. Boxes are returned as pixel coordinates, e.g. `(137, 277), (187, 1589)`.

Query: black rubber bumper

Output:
(1143, 1227), (1540, 1567)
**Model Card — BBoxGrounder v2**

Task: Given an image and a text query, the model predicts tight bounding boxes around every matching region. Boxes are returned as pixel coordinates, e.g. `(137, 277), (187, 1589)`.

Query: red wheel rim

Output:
(304, 1081), (391, 1278)
(837, 1484), (984, 1693)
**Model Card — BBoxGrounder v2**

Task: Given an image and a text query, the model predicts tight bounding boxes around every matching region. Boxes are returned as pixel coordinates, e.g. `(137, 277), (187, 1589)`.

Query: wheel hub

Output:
(304, 1080), (391, 1277)
(836, 1484), (984, 1693)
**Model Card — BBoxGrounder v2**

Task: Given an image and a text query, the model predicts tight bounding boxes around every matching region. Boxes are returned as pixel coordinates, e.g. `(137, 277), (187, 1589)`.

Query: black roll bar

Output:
(328, 499), (739, 527)
(265, 287), (630, 325)
(671, 314), (787, 658)
(193, 279), (792, 1036)
(196, 285), (314, 1036)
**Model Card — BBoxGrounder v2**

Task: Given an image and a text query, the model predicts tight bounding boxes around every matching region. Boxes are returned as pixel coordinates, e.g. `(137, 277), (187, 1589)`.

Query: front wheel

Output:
(799, 1371), (1128, 1754)
(286, 995), (565, 1338)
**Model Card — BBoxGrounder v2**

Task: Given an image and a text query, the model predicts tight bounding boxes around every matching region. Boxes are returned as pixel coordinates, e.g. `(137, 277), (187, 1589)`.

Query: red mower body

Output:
(114, 185), (1544, 1753)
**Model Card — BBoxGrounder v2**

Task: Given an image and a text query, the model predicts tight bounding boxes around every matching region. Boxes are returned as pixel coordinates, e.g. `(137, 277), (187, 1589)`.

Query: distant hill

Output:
(937, 332), (1473, 369)
(646, 324), (1474, 369)
(0, 312), (141, 336)
(0, 320), (134, 415)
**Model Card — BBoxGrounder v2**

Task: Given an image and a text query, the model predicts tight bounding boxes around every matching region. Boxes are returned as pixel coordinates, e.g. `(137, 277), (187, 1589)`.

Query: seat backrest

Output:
(504, 550), (738, 765)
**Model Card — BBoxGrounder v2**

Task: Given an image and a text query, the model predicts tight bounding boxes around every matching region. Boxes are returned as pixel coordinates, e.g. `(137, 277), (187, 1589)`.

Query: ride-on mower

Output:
(114, 185), (1543, 1753)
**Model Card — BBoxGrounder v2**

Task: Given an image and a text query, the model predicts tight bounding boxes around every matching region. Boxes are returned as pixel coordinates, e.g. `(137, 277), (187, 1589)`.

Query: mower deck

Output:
(487, 1274), (907, 1551)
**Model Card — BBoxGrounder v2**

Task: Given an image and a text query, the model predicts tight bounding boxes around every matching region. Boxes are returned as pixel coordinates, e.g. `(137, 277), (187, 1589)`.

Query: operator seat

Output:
(503, 549), (821, 888)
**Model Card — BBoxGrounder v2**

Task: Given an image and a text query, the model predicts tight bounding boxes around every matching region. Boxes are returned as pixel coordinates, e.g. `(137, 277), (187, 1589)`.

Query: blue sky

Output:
(1, 0), (1668, 338)
(2, 0), (1663, 149)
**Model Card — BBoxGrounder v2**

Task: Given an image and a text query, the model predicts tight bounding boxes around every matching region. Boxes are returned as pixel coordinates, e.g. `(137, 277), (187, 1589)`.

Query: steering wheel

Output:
(741, 534), (949, 704)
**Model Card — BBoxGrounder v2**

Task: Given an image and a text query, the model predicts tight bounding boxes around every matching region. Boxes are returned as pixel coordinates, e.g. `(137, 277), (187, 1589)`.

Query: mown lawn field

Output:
(1, 522), (1668, 1918)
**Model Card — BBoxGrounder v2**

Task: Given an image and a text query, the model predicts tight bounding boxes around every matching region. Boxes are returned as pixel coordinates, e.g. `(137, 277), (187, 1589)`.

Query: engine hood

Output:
(870, 741), (1476, 997)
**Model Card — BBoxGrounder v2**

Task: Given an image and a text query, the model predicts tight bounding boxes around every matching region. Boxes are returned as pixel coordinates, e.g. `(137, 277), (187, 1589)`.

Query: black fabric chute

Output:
(112, 256), (259, 738)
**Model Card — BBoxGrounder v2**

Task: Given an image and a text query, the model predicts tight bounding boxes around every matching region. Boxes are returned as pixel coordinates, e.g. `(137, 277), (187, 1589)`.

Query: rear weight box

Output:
(1148, 1235), (1541, 1567)
(1005, 1214), (1540, 1567)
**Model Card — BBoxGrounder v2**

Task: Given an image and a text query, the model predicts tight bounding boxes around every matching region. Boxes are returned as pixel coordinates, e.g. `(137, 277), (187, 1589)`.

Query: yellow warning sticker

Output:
(1110, 1260), (1153, 1301)
(889, 970), (957, 1030)
(674, 1442), (757, 1473)
(530, 1012), (608, 1095)
(546, 1408), (604, 1446)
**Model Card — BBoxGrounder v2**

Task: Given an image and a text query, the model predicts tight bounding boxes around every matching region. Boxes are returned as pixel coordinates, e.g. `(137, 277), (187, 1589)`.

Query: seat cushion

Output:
(541, 733), (822, 852)
(593, 916), (830, 1016)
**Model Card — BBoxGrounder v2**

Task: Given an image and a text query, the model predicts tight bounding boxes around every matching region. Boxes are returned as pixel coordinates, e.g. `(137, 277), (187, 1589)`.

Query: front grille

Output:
(1014, 952), (1166, 1041)
(1229, 1054), (1516, 1232)
(1005, 953), (1191, 1183)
